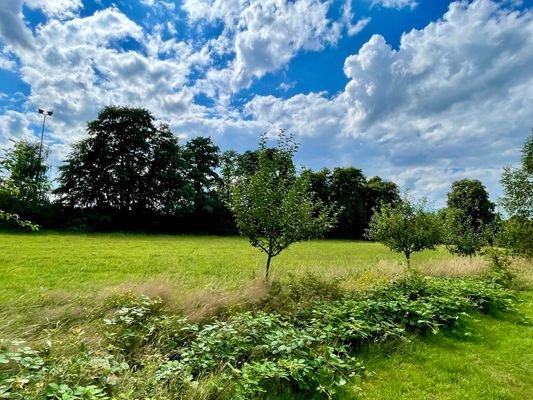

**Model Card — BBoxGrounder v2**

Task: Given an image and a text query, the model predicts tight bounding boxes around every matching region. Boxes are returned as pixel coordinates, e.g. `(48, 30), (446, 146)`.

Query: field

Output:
(1, 232), (532, 399)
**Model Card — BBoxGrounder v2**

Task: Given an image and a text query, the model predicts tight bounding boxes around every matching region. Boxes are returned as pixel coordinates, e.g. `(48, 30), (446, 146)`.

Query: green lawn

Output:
(0, 231), (454, 305)
(352, 291), (533, 400)
(1, 232), (531, 399)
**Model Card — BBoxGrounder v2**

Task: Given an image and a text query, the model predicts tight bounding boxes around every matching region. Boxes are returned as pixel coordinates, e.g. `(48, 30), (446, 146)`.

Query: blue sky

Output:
(1, 0), (532, 207)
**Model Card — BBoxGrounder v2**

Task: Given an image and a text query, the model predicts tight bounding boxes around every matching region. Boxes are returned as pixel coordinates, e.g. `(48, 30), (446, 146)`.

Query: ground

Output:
(1, 231), (531, 399)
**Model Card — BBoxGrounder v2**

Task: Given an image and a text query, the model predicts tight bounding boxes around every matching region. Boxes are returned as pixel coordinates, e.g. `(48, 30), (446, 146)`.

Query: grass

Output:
(350, 291), (533, 400)
(0, 231), (457, 306)
(1, 231), (532, 399)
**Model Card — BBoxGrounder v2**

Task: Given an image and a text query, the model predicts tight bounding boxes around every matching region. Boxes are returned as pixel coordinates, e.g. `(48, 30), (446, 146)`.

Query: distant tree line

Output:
(1, 106), (531, 262)
(0, 106), (400, 237)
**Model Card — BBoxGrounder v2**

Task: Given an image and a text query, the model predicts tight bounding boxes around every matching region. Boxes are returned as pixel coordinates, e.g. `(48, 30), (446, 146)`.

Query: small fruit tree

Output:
(228, 132), (337, 279)
(367, 196), (441, 268)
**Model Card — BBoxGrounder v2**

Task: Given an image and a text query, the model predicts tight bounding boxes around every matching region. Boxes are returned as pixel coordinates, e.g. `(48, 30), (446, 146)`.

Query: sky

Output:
(0, 0), (532, 207)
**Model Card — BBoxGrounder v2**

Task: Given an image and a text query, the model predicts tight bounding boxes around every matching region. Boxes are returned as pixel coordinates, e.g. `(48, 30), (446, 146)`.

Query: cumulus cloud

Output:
(0, 0), (35, 51)
(0, 110), (34, 144)
(182, 0), (367, 91)
(24, 0), (82, 19)
(242, 0), (533, 204)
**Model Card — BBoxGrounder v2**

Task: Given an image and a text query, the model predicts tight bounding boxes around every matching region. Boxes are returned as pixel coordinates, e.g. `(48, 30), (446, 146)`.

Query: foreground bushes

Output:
(0, 273), (518, 399)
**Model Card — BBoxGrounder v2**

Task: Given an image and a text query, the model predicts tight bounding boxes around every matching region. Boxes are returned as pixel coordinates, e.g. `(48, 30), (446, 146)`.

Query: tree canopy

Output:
(499, 130), (533, 257)
(443, 179), (496, 257)
(0, 139), (50, 204)
(55, 106), (190, 214)
(500, 131), (533, 220)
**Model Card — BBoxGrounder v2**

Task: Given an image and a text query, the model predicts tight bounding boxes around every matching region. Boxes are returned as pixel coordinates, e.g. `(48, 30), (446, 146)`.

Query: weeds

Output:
(0, 273), (519, 399)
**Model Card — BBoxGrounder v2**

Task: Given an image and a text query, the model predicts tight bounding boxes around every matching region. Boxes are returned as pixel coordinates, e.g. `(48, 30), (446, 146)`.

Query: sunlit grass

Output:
(0, 231), (456, 305)
(348, 291), (533, 400)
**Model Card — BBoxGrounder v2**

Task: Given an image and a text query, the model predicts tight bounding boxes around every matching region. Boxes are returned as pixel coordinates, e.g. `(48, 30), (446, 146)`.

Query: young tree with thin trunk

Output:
(228, 132), (338, 279)
(367, 196), (442, 268)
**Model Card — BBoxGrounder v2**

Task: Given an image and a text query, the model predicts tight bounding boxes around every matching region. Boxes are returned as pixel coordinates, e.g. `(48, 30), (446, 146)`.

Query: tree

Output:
(365, 175), (400, 218)
(0, 139), (51, 203)
(443, 179), (496, 257)
(447, 179), (495, 229)
(500, 131), (533, 220)
(442, 207), (488, 258)
(0, 178), (38, 230)
(329, 167), (367, 238)
(55, 106), (189, 215)
(228, 132), (338, 279)
(184, 137), (220, 214)
(367, 197), (442, 268)
(500, 130), (533, 257)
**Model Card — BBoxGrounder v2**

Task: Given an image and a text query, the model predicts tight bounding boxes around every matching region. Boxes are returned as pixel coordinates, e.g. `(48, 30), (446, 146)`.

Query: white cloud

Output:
(24, 0), (82, 19)
(371, 0), (418, 10)
(342, 0), (370, 37)
(0, 0), (35, 51)
(241, 0), (533, 204)
(0, 51), (17, 71)
(245, 93), (347, 139)
(182, 0), (366, 91)
(34, 7), (144, 46)
(0, 110), (35, 144)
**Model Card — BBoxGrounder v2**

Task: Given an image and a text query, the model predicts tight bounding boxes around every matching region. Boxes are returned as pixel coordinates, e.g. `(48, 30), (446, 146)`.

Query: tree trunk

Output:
(265, 253), (272, 280)
(405, 252), (411, 269)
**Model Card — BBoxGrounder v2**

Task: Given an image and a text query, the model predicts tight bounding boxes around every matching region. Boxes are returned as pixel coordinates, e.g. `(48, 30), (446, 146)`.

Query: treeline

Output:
(0, 106), (400, 237)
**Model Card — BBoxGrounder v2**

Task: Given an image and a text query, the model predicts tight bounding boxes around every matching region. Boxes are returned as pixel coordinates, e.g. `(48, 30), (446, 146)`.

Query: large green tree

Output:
(55, 106), (189, 214)
(443, 179), (496, 257)
(446, 179), (495, 229)
(367, 197), (442, 268)
(184, 137), (220, 214)
(329, 167), (368, 238)
(228, 133), (337, 279)
(300, 170), (400, 239)
(365, 175), (400, 216)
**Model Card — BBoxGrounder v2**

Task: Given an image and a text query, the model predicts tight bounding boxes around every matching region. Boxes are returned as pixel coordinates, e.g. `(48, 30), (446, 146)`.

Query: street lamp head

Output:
(38, 108), (53, 116)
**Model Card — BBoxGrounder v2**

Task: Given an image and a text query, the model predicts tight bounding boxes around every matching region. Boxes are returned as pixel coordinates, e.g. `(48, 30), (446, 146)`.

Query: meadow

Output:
(1, 232), (532, 399)
(0, 231), (474, 302)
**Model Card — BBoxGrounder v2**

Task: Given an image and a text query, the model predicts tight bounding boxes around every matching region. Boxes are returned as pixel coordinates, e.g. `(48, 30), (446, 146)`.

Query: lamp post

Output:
(38, 108), (53, 168)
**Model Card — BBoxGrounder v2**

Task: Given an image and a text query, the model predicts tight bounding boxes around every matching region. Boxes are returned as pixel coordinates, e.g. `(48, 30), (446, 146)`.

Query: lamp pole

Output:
(38, 108), (53, 168)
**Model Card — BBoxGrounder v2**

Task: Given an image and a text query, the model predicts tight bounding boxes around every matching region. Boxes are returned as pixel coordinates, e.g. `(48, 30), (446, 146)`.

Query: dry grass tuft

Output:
(178, 278), (270, 321)
(510, 258), (533, 289)
(99, 277), (270, 322)
(419, 257), (489, 277)
(101, 278), (180, 306)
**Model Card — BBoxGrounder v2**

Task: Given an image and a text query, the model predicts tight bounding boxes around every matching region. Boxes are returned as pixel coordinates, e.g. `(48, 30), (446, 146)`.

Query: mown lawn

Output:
(352, 291), (533, 400)
(1, 231), (531, 399)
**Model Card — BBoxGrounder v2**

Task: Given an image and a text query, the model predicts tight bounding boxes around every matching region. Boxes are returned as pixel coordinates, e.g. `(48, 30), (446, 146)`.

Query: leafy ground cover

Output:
(1, 273), (523, 399)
